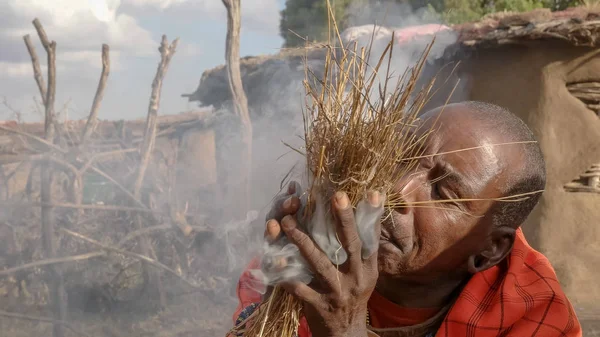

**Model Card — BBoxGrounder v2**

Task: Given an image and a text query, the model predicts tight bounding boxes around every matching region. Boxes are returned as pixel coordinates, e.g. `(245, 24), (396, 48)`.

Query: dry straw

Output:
(228, 1), (548, 335)
(228, 1), (444, 337)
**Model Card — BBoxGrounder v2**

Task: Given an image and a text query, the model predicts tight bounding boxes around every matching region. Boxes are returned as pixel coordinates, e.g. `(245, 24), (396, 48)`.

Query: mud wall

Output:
(461, 41), (600, 308)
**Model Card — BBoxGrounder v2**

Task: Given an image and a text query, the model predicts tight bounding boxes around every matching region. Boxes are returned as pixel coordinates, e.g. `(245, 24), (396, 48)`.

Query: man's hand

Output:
(267, 191), (382, 337)
(264, 181), (302, 243)
(258, 181), (307, 297)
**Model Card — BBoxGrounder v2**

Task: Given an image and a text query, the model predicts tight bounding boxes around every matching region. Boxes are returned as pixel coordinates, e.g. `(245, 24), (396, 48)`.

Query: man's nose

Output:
(393, 173), (422, 215)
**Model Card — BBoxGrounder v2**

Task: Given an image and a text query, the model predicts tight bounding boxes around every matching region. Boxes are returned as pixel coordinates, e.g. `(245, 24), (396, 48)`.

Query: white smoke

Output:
(216, 0), (466, 295)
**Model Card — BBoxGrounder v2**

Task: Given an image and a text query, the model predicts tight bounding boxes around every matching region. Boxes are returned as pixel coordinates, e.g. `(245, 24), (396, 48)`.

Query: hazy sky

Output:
(0, 0), (286, 122)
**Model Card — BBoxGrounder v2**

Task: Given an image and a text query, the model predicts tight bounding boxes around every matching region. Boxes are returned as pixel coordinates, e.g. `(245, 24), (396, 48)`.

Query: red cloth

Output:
(233, 229), (582, 337)
(368, 290), (440, 328)
(436, 228), (582, 337)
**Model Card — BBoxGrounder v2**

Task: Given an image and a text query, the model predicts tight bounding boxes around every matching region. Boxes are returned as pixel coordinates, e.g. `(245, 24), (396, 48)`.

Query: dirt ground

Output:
(0, 238), (243, 337)
(3, 291), (599, 337)
(1, 292), (234, 337)
(0, 201), (257, 337)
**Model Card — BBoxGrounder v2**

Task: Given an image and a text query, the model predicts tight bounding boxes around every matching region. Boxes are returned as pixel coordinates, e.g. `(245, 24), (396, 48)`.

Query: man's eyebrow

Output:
(439, 162), (475, 198)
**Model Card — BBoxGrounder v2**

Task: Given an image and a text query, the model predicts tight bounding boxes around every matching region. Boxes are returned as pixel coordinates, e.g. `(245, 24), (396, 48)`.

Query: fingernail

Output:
(281, 215), (295, 230)
(335, 191), (349, 209)
(288, 182), (296, 194)
(368, 191), (380, 207)
(283, 197), (292, 208)
(266, 219), (281, 239)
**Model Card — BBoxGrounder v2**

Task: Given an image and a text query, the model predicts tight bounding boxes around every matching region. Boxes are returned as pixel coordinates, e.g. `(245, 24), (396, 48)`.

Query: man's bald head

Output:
(378, 101), (546, 280)
(459, 101), (546, 229)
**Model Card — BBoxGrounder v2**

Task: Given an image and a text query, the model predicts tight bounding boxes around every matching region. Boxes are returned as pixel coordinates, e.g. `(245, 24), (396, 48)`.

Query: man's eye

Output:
(432, 182), (443, 199)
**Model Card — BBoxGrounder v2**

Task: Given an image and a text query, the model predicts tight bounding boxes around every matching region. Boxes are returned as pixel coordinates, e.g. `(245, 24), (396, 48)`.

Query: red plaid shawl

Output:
(234, 229), (582, 337)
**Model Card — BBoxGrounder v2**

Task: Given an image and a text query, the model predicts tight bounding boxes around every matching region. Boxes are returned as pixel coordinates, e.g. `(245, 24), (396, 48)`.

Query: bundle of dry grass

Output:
(228, 3), (445, 337)
(300, 38), (436, 213)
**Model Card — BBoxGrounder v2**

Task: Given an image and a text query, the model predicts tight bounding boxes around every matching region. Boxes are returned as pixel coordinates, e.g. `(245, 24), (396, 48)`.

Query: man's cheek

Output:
(377, 252), (397, 272)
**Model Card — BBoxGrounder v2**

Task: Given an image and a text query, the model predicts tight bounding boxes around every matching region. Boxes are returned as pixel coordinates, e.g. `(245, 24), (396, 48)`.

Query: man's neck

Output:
(375, 275), (468, 308)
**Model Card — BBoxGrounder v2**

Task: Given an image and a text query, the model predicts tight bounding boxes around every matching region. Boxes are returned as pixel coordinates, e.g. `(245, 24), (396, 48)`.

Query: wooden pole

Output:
(133, 35), (179, 309)
(31, 17), (66, 337)
(222, 0), (253, 218)
(82, 44), (110, 143)
(22, 34), (47, 105)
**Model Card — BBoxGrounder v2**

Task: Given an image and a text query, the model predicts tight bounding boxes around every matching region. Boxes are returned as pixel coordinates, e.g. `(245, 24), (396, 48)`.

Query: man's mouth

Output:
(379, 210), (413, 254)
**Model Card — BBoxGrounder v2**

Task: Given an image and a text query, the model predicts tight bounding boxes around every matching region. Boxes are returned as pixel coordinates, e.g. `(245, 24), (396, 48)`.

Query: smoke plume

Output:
(211, 0), (467, 313)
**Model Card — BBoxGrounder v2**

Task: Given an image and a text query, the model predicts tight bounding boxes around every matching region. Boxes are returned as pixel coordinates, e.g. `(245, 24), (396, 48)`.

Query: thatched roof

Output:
(182, 47), (326, 110)
(454, 7), (600, 48)
(184, 6), (600, 107)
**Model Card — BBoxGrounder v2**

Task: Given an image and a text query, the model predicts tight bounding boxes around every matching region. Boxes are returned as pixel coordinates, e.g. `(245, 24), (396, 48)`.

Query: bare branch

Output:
(0, 151), (156, 220)
(116, 224), (173, 247)
(32, 18), (52, 51)
(0, 252), (105, 277)
(0, 201), (162, 214)
(78, 147), (138, 175)
(43, 41), (56, 139)
(130, 35), (178, 308)
(0, 125), (66, 153)
(88, 165), (147, 209)
(32, 18), (57, 141)
(133, 35), (179, 197)
(0, 153), (44, 165)
(32, 18), (64, 337)
(82, 44), (110, 143)
(22, 35), (47, 104)
(60, 227), (205, 289)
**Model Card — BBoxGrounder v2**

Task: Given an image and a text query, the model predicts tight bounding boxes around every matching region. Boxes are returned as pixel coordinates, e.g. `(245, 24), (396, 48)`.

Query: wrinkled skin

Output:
(262, 103), (526, 336)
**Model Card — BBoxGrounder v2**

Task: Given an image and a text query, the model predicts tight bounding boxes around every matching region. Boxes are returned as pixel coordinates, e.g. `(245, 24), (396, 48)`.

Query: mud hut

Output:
(185, 5), (600, 329)
(451, 8), (600, 314)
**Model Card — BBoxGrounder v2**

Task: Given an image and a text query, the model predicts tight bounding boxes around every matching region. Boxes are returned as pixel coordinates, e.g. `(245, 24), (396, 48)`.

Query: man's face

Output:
(377, 104), (519, 281)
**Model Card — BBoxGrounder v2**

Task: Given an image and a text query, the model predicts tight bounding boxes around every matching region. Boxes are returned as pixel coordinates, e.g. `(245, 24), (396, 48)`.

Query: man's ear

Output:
(467, 226), (516, 274)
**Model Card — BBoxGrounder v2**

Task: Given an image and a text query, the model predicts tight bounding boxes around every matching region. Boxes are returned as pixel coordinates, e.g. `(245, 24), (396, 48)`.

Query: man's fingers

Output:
(332, 192), (362, 269)
(287, 180), (298, 195)
(264, 219), (282, 243)
(280, 281), (321, 307)
(281, 215), (337, 286)
(263, 195), (300, 242)
(265, 195), (301, 223)
(355, 191), (385, 261)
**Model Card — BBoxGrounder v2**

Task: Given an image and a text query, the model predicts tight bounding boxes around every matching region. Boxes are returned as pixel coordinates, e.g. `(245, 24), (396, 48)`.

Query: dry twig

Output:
(0, 252), (105, 277)
(132, 35), (179, 308)
(0, 125), (66, 153)
(60, 228), (205, 290)
(82, 44), (110, 143)
(22, 34), (47, 104)
(133, 35), (179, 196)
(0, 200), (164, 213)
(33, 18), (56, 139)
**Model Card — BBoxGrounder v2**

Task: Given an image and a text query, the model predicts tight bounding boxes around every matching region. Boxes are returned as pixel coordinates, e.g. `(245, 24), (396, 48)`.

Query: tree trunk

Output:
(32, 18), (67, 337)
(133, 36), (179, 310)
(222, 0), (253, 219)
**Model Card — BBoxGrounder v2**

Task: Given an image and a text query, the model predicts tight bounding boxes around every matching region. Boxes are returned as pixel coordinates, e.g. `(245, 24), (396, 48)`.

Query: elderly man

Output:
(232, 101), (582, 337)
